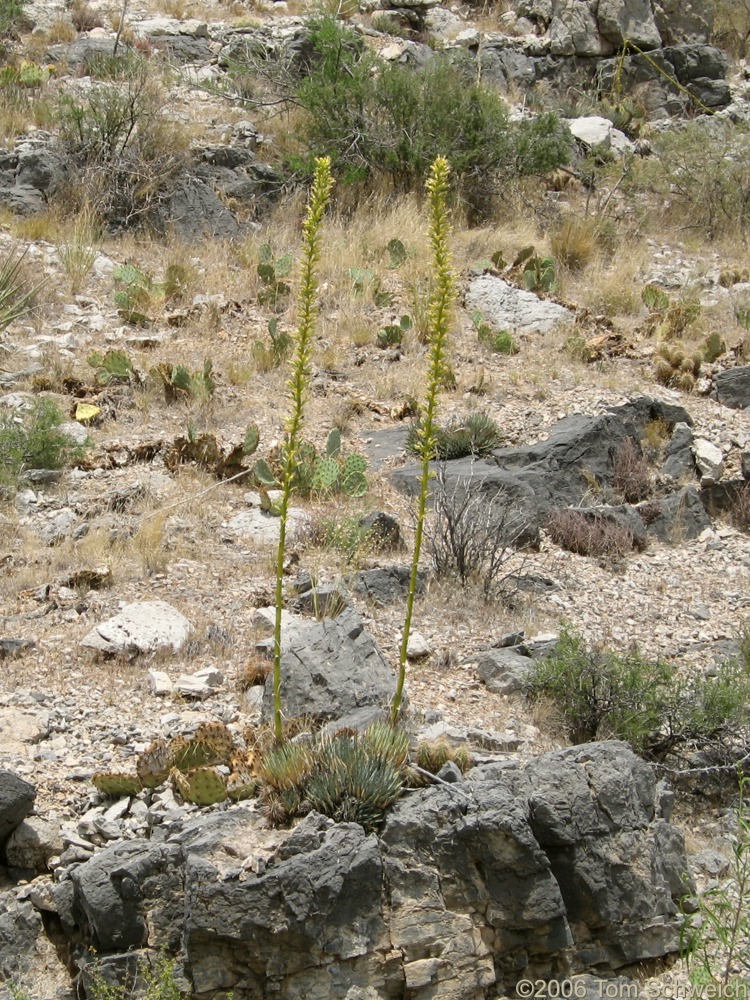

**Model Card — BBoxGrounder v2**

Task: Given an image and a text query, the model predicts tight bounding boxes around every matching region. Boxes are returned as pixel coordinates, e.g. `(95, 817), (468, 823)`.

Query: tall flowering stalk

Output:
(273, 157), (334, 743)
(391, 156), (455, 726)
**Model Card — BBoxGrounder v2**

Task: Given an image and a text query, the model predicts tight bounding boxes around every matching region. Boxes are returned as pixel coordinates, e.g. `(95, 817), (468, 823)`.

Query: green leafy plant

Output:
(681, 772), (750, 993)
(257, 243), (293, 309)
(514, 246), (556, 293)
(392, 155), (456, 726)
(152, 359), (215, 402)
(472, 310), (519, 355)
(384, 237), (407, 269)
(0, 397), (84, 490)
(642, 283), (701, 340)
(376, 314), (411, 348)
(406, 411), (502, 460)
(255, 429), (368, 498)
(82, 949), (184, 1000)
(258, 724), (411, 831)
(271, 156), (334, 743)
(252, 317), (293, 371)
(0, 248), (38, 335)
(113, 263), (163, 324)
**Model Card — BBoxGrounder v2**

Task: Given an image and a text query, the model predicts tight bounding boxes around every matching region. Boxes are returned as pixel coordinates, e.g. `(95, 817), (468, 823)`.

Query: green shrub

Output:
(291, 17), (569, 207)
(0, 397), (84, 490)
(0, 0), (26, 39)
(82, 950), (183, 1000)
(57, 66), (188, 226)
(527, 628), (750, 760)
(406, 411), (502, 460)
(651, 121), (750, 239)
(681, 772), (750, 991)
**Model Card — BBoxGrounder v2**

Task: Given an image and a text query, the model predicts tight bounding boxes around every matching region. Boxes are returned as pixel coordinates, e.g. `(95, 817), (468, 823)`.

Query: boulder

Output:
(80, 600), (193, 656)
(54, 742), (691, 998)
(692, 438), (724, 484)
(637, 487), (711, 543)
(662, 421), (697, 481)
(5, 816), (63, 871)
(0, 893), (46, 981)
(259, 608), (395, 724)
(597, 0), (661, 50)
(347, 566), (425, 606)
(549, 0), (612, 56)
(156, 177), (240, 241)
(0, 771), (35, 843)
(568, 115), (615, 148)
(475, 646), (535, 693)
(464, 273), (575, 336)
(653, 0), (713, 44)
(712, 365), (750, 410)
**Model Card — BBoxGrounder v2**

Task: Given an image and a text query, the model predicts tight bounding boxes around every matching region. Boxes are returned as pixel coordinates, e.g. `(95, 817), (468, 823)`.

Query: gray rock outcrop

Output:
(258, 607), (395, 723)
(0, 772), (36, 843)
(54, 742), (691, 1000)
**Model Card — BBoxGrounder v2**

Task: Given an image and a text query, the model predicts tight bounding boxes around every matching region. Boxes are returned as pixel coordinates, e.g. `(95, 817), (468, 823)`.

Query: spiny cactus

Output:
(92, 772), (144, 797)
(654, 343), (702, 392)
(415, 739), (472, 777)
(136, 738), (173, 788)
(171, 766), (228, 806)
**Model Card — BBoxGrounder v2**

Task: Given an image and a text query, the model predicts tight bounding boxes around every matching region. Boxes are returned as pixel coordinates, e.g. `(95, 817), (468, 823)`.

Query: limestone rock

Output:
(692, 438), (724, 484)
(81, 601), (193, 656)
(0, 771), (36, 842)
(259, 608), (394, 724)
(5, 816), (63, 871)
(712, 365), (750, 410)
(475, 647), (535, 694)
(597, 0), (661, 50)
(464, 273), (575, 336)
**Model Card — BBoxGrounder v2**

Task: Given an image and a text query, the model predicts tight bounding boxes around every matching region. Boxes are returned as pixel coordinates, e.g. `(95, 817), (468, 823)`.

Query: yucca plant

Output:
(272, 157), (334, 743)
(391, 155), (456, 726)
(0, 248), (38, 336)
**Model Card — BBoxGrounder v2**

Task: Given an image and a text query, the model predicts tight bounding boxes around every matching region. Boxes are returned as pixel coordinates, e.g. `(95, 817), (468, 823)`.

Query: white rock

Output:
(454, 27), (480, 45)
(174, 667), (224, 697)
(693, 438), (724, 484)
(148, 669), (174, 696)
(225, 507), (308, 544)
(568, 115), (613, 148)
(406, 632), (432, 659)
(464, 274), (574, 336)
(81, 601), (193, 656)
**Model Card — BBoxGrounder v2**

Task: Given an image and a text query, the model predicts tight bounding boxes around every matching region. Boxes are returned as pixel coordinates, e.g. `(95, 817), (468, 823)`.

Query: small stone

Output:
(148, 670), (173, 696)
(693, 438), (724, 484)
(406, 632), (431, 659)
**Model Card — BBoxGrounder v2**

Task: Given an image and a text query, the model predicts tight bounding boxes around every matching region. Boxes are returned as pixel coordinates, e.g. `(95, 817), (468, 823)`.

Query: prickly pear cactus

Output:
(312, 456), (340, 492)
(243, 424), (260, 457)
(195, 721), (234, 764)
(92, 772), (143, 798)
(136, 738), (173, 788)
(254, 459), (277, 487)
(171, 766), (228, 806)
(341, 453), (368, 497)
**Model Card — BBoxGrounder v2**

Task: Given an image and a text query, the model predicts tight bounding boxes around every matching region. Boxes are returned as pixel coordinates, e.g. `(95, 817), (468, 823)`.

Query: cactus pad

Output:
(195, 721), (235, 764)
(136, 738), (173, 788)
(92, 772), (143, 798)
(312, 456), (340, 492)
(171, 766), (228, 806)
